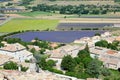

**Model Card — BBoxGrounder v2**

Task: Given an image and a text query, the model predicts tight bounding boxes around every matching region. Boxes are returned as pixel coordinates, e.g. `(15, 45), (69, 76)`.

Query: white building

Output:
(0, 42), (33, 62)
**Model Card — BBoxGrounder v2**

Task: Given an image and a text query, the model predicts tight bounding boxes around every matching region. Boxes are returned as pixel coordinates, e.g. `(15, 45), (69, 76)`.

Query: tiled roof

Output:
(0, 54), (13, 65)
(115, 36), (120, 41)
(0, 43), (26, 52)
(106, 50), (117, 55)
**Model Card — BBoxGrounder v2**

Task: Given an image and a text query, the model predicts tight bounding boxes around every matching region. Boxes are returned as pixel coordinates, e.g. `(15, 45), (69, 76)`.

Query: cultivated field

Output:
(0, 18), (59, 32)
(32, 0), (116, 6)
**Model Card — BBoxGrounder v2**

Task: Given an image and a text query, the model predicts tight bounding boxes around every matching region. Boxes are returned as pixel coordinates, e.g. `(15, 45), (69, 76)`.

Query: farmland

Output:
(33, 0), (116, 6)
(0, 18), (59, 32)
(7, 31), (105, 43)
(57, 23), (114, 30)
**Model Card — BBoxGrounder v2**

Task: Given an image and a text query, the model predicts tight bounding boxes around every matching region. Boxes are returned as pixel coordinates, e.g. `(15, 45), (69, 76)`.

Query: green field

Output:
(0, 18), (59, 32)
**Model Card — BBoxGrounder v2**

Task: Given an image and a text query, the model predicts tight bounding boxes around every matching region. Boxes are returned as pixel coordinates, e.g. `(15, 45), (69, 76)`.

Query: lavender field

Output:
(8, 31), (105, 43)
(57, 23), (113, 30)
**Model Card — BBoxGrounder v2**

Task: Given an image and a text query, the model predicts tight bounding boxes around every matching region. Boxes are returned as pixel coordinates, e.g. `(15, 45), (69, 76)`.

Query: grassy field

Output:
(0, 18), (59, 32)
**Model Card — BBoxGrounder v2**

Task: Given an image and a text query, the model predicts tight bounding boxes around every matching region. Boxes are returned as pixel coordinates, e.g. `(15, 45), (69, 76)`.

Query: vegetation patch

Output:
(0, 18), (59, 32)
(18, 11), (54, 17)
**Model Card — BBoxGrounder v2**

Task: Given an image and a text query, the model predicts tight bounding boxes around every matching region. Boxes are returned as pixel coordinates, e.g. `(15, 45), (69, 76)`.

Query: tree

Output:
(95, 33), (101, 36)
(0, 43), (4, 48)
(47, 60), (56, 68)
(61, 55), (77, 71)
(74, 63), (84, 73)
(3, 61), (28, 71)
(6, 38), (21, 44)
(38, 57), (47, 70)
(84, 44), (89, 53)
(101, 68), (111, 76)
(39, 48), (45, 54)
(4, 61), (18, 70)
(95, 40), (108, 47)
(30, 48), (36, 53)
(82, 57), (92, 68)
(78, 50), (90, 59)
(86, 59), (102, 78)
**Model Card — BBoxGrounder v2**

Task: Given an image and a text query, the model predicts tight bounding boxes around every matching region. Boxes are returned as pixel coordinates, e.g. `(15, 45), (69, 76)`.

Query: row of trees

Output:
(95, 40), (120, 51)
(32, 4), (120, 15)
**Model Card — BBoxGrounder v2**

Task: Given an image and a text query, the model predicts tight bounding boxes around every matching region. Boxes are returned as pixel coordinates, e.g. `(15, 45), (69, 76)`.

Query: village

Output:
(0, 31), (119, 80)
(0, 0), (120, 80)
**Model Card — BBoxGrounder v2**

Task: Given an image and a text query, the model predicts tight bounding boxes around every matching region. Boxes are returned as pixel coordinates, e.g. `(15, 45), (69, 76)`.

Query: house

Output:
(0, 42), (33, 62)
(100, 57), (120, 70)
(90, 46), (107, 58)
(47, 44), (85, 70)
(0, 70), (81, 80)
(49, 42), (58, 49)
(99, 50), (120, 69)
(91, 36), (101, 43)
(101, 31), (111, 38)
(27, 45), (41, 51)
(0, 54), (13, 66)
(89, 46), (120, 70)
(115, 36), (120, 42)
(48, 45), (85, 59)
(74, 37), (91, 44)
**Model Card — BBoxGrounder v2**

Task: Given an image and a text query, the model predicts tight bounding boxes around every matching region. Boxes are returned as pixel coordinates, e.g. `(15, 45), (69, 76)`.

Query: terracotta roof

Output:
(115, 36), (120, 41)
(106, 50), (117, 55)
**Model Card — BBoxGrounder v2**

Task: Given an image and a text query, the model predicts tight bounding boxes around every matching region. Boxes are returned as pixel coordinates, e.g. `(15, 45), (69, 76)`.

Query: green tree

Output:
(30, 48), (36, 53)
(84, 44), (89, 53)
(95, 40), (108, 47)
(38, 57), (47, 70)
(95, 33), (101, 36)
(47, 60), (56, 68)
(4, 61), (18, 70)
(77, 50), (90, 59)
(86, 59), (102, 78)
(61, 55), (77, 71)
(0, 43), (4, 48)
(74, 63), (84, 73)
(82, 57), (92, 68)
(101, 68), (111, 76)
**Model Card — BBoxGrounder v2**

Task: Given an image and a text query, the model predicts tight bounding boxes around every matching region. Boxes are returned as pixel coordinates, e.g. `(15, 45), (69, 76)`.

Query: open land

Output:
(0, 18), (59, 32)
